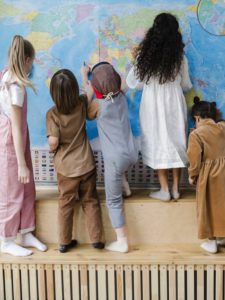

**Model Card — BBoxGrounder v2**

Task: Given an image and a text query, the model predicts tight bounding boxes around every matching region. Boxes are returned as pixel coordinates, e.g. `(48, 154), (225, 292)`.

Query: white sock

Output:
(20, 233), (47, 252)
(171, 191), (180, 200)
(122, 174), (132, 197)
(1, 240), (33, 257)
(105, 237), (128, 253)
(201, 239), (218, 253)
(149, 190), (171, 201)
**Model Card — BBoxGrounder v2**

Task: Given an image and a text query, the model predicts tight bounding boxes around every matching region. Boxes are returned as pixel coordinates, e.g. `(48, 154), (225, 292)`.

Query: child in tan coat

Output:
(46, 69), (104, 253)
(187, 96), (225, 253)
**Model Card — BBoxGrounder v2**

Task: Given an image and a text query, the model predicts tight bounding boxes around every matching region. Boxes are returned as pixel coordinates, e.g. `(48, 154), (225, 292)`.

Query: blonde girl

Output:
(0, 35), (47, 256)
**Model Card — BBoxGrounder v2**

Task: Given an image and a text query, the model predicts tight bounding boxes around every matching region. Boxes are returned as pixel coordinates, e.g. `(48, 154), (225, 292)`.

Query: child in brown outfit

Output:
(187, 96), (225, 253)
(46, 69), (104, 253)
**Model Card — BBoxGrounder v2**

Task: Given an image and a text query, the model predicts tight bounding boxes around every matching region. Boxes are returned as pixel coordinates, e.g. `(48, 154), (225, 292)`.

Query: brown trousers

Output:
(57, 168), (103, 245)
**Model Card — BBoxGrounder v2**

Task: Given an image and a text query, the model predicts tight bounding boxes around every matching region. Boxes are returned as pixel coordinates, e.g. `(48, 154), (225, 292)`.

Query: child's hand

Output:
(83, 80), (94, 101)
(48, 136), (59, 152)
(80, 63), (91, 78)
(189, 176), (197, 186)
(18, 165), (30, 184)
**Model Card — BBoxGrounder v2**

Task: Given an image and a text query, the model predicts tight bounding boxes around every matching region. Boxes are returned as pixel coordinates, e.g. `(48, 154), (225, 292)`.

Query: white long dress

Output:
(126, 56), (192, 169)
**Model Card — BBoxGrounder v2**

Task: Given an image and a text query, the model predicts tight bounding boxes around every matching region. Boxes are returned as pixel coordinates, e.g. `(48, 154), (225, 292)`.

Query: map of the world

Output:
(0, 0), (224, 148)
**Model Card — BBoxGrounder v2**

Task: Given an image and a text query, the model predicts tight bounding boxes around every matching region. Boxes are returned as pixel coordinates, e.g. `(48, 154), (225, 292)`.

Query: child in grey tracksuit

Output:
(81, 62), (138, 253)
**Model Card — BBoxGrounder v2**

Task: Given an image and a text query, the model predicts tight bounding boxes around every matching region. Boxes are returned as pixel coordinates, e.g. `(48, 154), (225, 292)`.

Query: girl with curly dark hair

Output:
(126, 13), (192, 201)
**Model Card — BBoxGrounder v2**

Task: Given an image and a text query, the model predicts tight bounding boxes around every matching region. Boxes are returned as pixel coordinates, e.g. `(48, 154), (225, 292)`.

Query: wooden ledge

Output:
(0, 244), (224, 265)
(36, 188), (196, 203)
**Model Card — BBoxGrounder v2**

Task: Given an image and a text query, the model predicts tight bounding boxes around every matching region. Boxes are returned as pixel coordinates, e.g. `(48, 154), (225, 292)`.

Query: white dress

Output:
(126, 56), (192, 169)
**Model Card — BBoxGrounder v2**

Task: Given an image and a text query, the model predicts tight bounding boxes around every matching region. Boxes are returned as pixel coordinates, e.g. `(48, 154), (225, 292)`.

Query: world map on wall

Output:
(0, 0), (225, 147)
(198, 0), (225, 35)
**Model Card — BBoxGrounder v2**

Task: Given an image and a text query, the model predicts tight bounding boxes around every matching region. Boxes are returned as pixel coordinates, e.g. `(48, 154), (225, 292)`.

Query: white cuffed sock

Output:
(105, 237), (128, 253)
(1, 240), (33, 257)
(149, 190), (171, 201)
(20, 233), (47, 252)
(201, 239), (218, 254)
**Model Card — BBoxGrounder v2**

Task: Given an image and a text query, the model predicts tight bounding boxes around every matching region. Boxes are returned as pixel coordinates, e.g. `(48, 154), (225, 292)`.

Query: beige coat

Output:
(187, 119), (225, 239)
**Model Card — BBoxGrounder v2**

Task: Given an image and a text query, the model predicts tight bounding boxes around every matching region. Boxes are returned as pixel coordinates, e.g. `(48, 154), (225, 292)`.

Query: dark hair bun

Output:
(211, 101), (217, 108)
(193, 96), (200, 104)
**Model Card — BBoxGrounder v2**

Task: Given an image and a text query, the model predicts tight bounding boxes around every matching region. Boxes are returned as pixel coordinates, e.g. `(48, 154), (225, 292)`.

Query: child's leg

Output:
(105, 162), (125, 229)
(0, 154), (24, 241)
(149, 169), (171, 201)
(18, 135), (35, 233)
(171, 168), (181, 199)
(0, 117), (33, 256)
(158, 169), (169, 192)
(0, 160), (33, 256)
(19, 172), (35, 236)
(79, 169), (104, 247)
(57, 174), (79, 246)
(105, 225), (128, 253)
(19, 147), (46, 251)
(122, 173), (132, 197)
(104, 162), (128, 253)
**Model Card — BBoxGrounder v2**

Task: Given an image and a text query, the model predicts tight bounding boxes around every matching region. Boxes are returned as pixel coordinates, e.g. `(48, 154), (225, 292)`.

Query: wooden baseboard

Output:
(0, 243), (225, 300)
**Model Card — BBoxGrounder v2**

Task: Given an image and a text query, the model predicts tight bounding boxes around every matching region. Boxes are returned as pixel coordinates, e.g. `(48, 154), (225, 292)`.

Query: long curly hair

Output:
(135, 13), (184, 84)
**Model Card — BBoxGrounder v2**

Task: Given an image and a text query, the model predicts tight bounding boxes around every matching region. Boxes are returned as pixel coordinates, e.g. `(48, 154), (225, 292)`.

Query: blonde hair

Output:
(8, 35), (35, 91)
